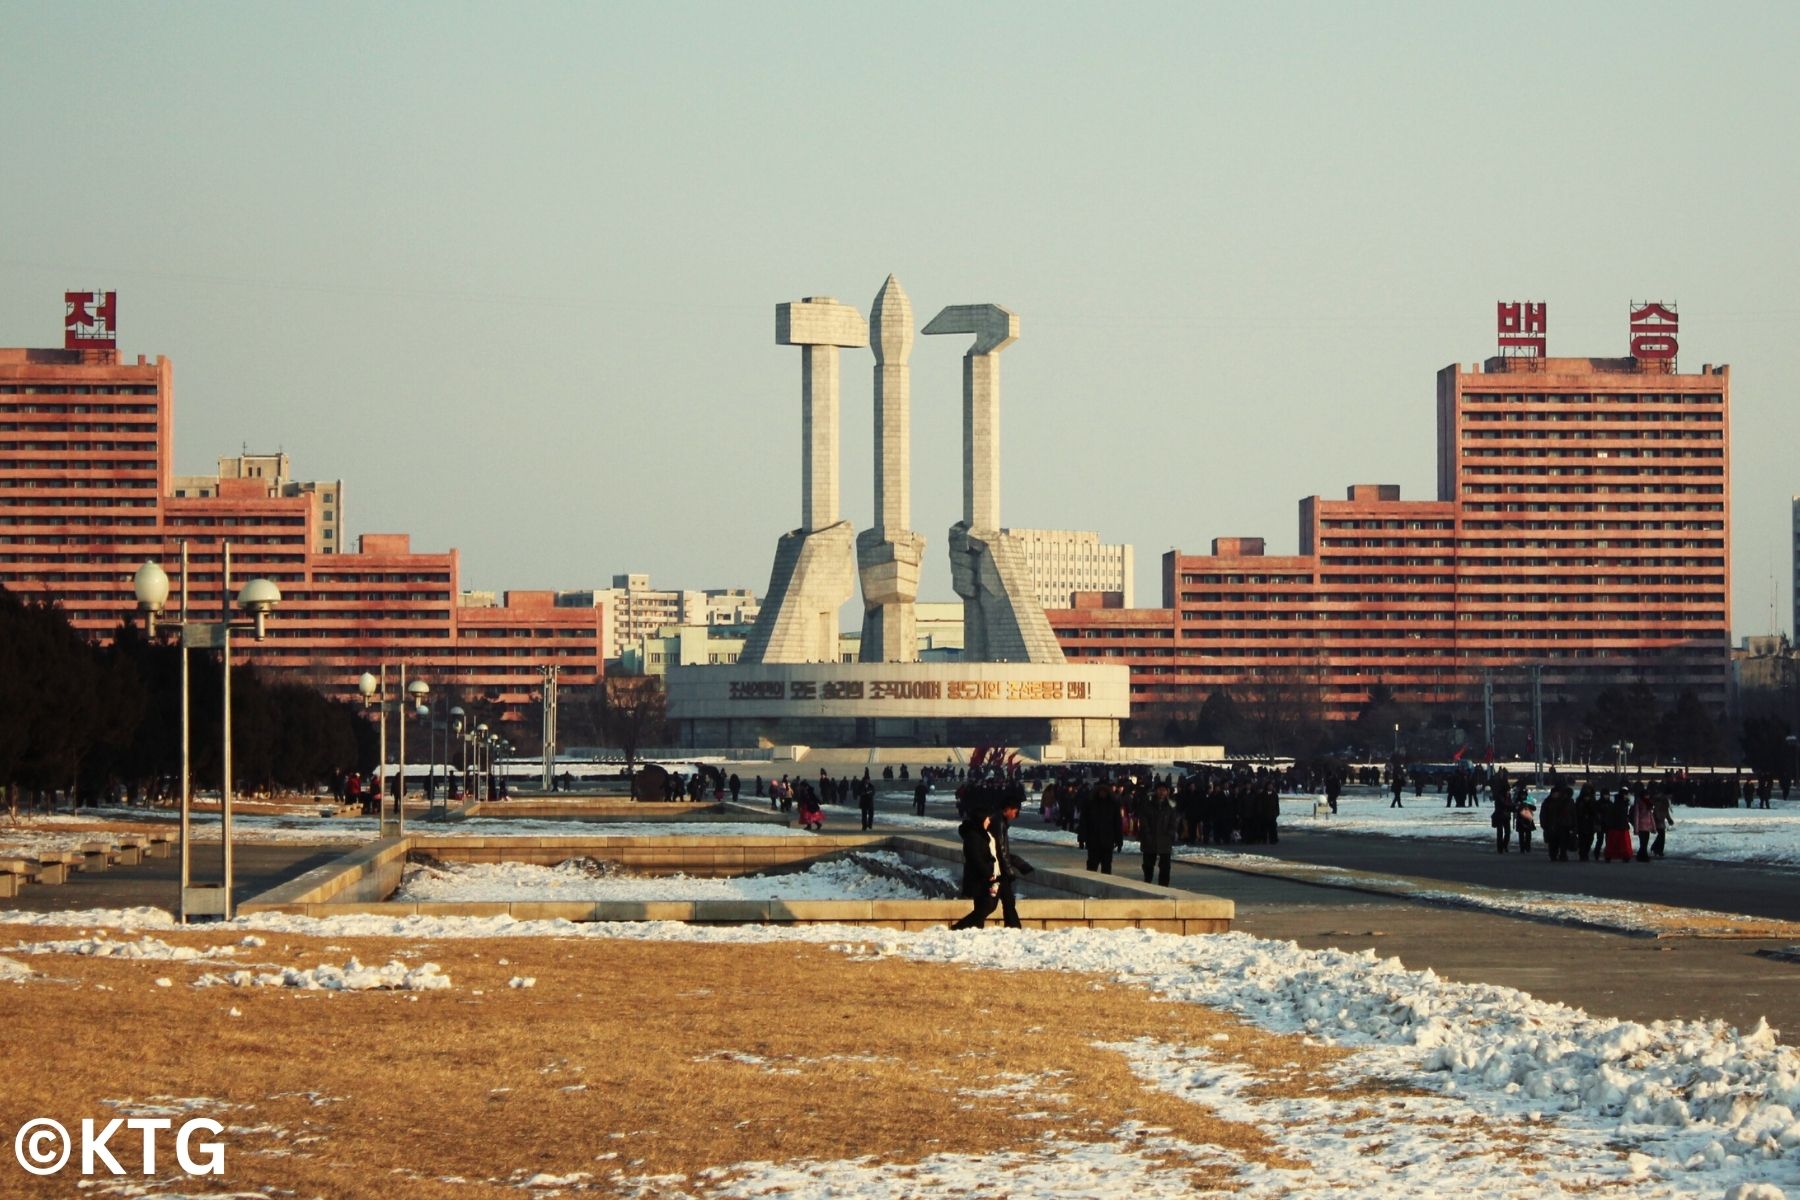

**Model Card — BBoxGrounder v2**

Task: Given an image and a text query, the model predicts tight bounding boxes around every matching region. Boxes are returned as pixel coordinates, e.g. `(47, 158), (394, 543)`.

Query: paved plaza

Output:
(6, 789), (1797, 1039)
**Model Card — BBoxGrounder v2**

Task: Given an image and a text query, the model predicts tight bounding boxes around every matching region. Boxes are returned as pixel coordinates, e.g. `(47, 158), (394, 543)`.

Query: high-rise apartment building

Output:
(1052, 306), (1732, 721)
(558, 575), (707, 661)
(1003, 528), (1134, 608)
(173, 452), (345, 555)
(0, 302), (600, 717)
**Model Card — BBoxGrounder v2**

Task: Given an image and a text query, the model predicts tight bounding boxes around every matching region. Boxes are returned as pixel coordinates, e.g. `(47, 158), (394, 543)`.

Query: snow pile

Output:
(393, 850), (954, 903)
(194, 957), (451, 992)
(1101, 1036), (1668, 1197)
(901, 928), (1800, 1187)
(0, 955), (37, 982)
(8, 934), (238, 962)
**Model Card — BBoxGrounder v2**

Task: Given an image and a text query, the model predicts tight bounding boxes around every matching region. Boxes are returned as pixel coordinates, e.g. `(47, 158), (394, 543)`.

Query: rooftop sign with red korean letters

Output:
(1629, 301), (1678, 363)
(64, 291), (117, 350)
(1496, 301), (1546, 357)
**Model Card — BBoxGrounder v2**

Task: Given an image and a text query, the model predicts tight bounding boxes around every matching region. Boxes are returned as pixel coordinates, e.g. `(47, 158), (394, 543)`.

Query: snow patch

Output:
(193, 957), (451, 991)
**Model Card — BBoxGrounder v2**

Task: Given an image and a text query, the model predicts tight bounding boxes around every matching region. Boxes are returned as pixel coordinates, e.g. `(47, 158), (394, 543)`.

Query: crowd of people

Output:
(1037, 766), (1287, 861)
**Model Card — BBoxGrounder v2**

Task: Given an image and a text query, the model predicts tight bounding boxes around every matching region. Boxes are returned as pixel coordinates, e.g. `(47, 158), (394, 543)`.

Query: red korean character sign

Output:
(1497, 301), (1546, 357)
(1629, 302), (1678, 362)
(64, 290), (118, 350)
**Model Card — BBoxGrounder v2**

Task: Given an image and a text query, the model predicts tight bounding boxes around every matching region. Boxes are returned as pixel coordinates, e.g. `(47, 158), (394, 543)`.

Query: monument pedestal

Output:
(949, 523), (1066, 664)
(740, 522), (856, 664)
(856, 528), (925, 663)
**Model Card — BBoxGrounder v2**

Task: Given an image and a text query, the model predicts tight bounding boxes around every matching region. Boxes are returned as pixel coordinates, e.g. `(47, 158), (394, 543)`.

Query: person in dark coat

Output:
(951, 794), (1034, 929)
(1492, 786), (1514, 853)
(858, 778), (876, 830)
(913, 779), (928, 816)
(1573, 783), (1599, 862)
(1081, 782), (1124, 874)
(1512, 784), (1537, 854)
(1539, 783), (1574, 861)
(1136, 782), (1180, 886)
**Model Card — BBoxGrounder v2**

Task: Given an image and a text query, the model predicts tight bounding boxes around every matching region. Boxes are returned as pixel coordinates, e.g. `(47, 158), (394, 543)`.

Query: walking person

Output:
(1137, 782), (1179, 887)
(1513, 784), (1537, 855)
(1573, 783), (1599, 862)
(1390, 765), (1405, 809)
(913, 779), (928, 816)
(950, 794), (1034, 930)
(1652, 788), (1673, 858)
(1081, 781), (1123, 874)
(859, 779), (876, 830)
(1540, 783), (1574, 861)
(1602, 789), (1635, 862)
(1492, 785), (1514, 853)
(1629, 787), (1657, 862)
(796, 784), (824, 832)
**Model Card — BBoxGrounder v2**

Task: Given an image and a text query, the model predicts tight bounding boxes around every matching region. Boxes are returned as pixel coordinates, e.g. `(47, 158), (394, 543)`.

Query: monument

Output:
(667, 276), (1128, 751)
(924, 303), (1067, 665)
(856, 275), (926, 663)
(738, 297), (864, 665)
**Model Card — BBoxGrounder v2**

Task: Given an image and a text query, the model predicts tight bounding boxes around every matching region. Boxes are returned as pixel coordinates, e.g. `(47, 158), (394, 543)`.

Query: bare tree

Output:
(587, 674), (669, 776)
(1237, 667), (1326, 759)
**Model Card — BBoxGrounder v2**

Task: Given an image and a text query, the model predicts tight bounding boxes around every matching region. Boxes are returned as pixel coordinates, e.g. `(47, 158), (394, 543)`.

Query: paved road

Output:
(851, 791), (1800, 1035)
(1193, 827), (1800, 922)
(0, 844), (351, 915)
(965, 830), (1800, 1037)
(860, 787), (1800, 920)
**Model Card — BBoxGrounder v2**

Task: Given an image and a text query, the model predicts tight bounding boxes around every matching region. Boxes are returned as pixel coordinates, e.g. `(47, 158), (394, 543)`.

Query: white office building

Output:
(1002, 528), (1134, 609)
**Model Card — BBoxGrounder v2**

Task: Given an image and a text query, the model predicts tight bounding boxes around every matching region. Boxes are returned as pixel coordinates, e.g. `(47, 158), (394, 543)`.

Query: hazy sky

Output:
(5, 3), (1797, 634)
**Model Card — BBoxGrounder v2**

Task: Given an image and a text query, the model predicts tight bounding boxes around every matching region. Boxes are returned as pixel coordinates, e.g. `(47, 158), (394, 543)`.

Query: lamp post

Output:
(447, 706), (465, 810)
(357, 666), (428, 837)
(540, 663), (559, 792)
(357, 669), (388, 829)
(402, 675), (429, 833)
(475, 723), (489, 804)
(486, 726), (500, 802)
(1612, 740), (1634, 777)
(133, 543), (280, 922)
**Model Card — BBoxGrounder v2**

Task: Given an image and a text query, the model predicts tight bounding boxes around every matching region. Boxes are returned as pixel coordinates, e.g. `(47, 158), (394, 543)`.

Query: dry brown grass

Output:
(0, 920), (1385, 1197)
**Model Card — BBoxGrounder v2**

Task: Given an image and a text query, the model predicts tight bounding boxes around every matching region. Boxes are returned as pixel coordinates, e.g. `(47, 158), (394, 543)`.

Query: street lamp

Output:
(357, 666), (428, 837)
(489, 733), (503, 801)
(474, 723), (490, 804)
(1611, 740), (1634, 777)
(539, 663), (559, 792)
(134, 542), (280, 922)
(446, 705), (465, 811)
